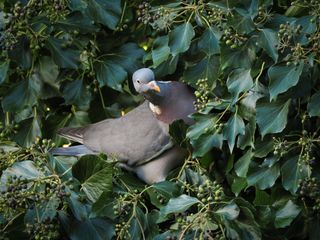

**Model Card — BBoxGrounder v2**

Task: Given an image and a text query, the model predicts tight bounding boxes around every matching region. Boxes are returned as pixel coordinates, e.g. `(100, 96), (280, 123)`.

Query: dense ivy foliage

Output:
(0, 0), (320, 239)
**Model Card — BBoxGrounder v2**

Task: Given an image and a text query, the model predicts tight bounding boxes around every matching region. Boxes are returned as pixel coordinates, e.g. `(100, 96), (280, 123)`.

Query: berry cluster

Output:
(137, 2), (152, 25)
(199, 6), (227, 27)
(291, 0), (320, 19)
(0, 0), (69, 52)
(222, 28), (248, 49)
(273, 139), (290, 157)
(0, 121), (19, 140)
(194, 78), (210, 112)
(299, 178), (320, 215)
(0, 175), (69, 219)
(255, 6), (272, 24)
(25, 218), (60, 240)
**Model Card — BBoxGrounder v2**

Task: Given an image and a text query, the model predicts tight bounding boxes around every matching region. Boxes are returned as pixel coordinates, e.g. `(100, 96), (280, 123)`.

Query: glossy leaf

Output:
(258, 29), (279, 62)
(234, 149), (254, 178)
(160, 194), (199, 215)
(152, 35), (170, 67)
(227, 68), (253, 100)
(256, 98), (291, 138)
(308, 91), (320, 117)
(223, 113), (245, 152)
(275, 200), (301, 228)
(198, 27), (220, 55)
(169, 23), (195, 56)
(268, 62), (304, 100)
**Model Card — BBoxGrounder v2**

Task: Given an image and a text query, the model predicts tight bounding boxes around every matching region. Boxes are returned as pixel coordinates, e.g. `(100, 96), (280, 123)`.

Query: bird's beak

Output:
(146, 81), (161, 93)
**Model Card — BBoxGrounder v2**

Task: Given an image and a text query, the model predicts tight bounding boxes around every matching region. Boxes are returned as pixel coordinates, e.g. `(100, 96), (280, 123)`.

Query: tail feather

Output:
(57, 127), (87, 144)
(50, 145), (95, 156)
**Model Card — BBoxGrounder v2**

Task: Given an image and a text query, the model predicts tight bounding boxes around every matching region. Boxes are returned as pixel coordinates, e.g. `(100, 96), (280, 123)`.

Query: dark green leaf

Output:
(152, 35), (170, 67)
(192, 133), (223, 157)
(62, 79), (92, 108)
(247, 164), (280, 190)
(55, 12), (98, 33)
(86, 0), (121, 30)
(223, 113), (245, 152)
(14, 116), (42, 147)
(281, 156), (311, 194)
(275, 200), (301, 228)
(0, 60), (9, 84)
(227, 68), (253, 100)
(308, 91), (320, 117)
(256, 98), (291, 138)
(47, 37), (80, 69)
(235, 149), (254, 178)
(38, 56), (59, 88)
(169, 23), (195, 56)
(72, 155), (113, 202)
(160, 194), (199, 215)
(215, 203), (240, 220)
(198, 27), (220, 55)
(95, 59), (127, 91)
(268, 62), (304, 100)
(258, 29), (279, 62)
(2, 74), (41, 112)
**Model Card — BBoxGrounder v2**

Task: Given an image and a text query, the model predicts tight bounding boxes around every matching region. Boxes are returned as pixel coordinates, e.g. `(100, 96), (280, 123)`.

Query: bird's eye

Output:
(137, 80), (141, 83)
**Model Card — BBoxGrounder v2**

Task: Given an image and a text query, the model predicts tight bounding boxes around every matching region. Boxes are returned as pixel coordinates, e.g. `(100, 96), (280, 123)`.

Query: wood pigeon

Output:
(52, 68), (196, 184)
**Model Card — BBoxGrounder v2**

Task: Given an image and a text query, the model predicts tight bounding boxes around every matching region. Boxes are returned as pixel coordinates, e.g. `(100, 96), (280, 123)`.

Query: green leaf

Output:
(234, 149), (254, 178)
(198, 27), (220, 55)
(192, 133), (223, 157)
(111, 43), (144, 73)
(55, 12), (98, 33)
(308, 91), (320, 117)
(227, 68), (253, 100)
(256, 98), (291, 138)
(169, 23), (195, 56)
(221, 45), (256, 70)
(183, 55), (220, 87)
(72, 155), (113, 203)
(253, 189), (272, 206)
(247, 164), (280, 190)
(2, 74), (42, 112)
(231, 177), (247, 196)
(187, 114), (215, 140)
(14, 116), (42, 147)
(0, 160), (42, 186)
(223, 113), (245, 152)
(86, 0), (121, 30)
(268, 62), (304, 100)
(275, 200), (301, 228)
(47, 37), (80, 69)
(95, 59), (127, 91)
(38, 56), (59, 88)
(215, 203), (240, 220)
(152, 35), (170, 67)
(237, 117), (256, 149)
(62, 79), (92, 108)
(281, 156), (311, 194)
(160, 194), (199, 215)
(0, 60), (9, 85)
(258, 29), (279, 62)
(49, 155), (78, 180)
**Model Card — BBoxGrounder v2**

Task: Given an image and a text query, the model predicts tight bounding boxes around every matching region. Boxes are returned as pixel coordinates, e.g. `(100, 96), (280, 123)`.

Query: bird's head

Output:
(132, 68), (167, 105)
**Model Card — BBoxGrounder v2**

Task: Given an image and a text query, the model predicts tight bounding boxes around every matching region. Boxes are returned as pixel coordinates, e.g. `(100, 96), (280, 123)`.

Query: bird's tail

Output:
(50, 145), (95, 156)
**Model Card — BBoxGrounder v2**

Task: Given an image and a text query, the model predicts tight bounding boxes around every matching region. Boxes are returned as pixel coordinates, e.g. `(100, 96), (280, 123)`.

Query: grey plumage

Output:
(53, 68), (195, 184)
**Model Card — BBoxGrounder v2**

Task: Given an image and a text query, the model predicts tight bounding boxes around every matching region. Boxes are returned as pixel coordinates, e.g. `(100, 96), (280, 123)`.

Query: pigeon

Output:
(52, 68), (196, 184)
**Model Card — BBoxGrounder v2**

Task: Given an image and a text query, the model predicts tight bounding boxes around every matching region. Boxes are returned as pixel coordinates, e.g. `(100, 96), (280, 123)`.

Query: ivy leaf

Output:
(275, 200), (301, 228)
(234, 149), (254, 178)
(86, 0), (121, 30)
(215, 203), (240, 220)
(55, 12), (98, 33)
(237, 117), (256, 149)
(268, 62), (304, 100)
(62, 79), (92, 108)
(169, 23), (195, 56)
(183, 55), (220, 87)
(281, 156), (311, 194)
(308, 91), (320, 117)
(72, 155), (113, 203)
(0, 160), (42, 188)
(198, 27), (220, 55)
(258, 29), (279, 62)
(111, 43), (144, 73)
(192, 133), (223, 157)
(160, 194), (199, 215)
(152, 35), (170, 67)
(14, 116), (42, 147)
(0, 60), (9, 85)
(221, 45), (256, 70)
(95, 59), (127, 91)
(2, 74), (42, 112)
(38, 56), (59, 88)
(187, 114), (215, 140)
(227, 68), (253, 101)
(47, 37), (80, 69)
(223, 113), (245, 152)
(256, 98), (291, 138)
(247, 164), (280, 190)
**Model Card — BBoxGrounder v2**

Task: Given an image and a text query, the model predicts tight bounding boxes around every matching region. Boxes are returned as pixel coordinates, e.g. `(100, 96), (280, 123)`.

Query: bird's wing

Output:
(58, 101), (173, 166)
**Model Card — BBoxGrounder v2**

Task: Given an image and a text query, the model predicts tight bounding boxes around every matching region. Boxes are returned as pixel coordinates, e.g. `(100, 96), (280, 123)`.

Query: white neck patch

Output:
(149, 102), (162, 115)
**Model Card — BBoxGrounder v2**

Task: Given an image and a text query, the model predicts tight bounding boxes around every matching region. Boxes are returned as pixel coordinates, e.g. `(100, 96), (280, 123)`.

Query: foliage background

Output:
(0, 0), (320, 239)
